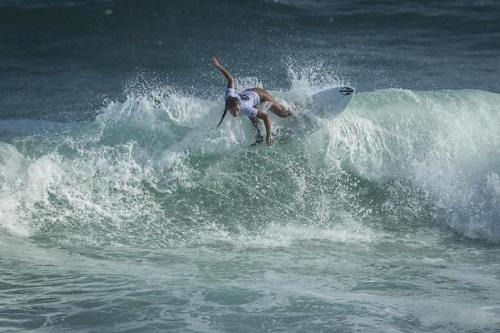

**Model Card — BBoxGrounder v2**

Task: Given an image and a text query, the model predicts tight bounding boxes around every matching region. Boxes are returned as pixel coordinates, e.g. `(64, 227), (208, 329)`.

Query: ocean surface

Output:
(1, 0), (500, 332)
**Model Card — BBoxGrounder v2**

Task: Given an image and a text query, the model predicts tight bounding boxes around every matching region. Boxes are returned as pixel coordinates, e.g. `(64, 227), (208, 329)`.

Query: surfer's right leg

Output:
(252, 88), (293, 118)
(270, 103), (293, 118)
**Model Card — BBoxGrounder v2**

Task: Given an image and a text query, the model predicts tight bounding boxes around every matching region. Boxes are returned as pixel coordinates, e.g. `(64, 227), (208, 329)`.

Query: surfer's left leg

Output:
(249, 117), (264, 144)
(252, 88), (293, 118)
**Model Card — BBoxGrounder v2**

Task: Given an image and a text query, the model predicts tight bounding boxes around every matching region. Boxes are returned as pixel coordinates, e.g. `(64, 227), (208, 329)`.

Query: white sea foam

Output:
(1, 80), (499, 245)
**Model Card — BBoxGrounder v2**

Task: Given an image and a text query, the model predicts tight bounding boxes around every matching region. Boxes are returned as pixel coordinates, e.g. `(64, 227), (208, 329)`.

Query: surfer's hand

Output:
(211, 57), (221, 68)
(266, 135), (273, 146)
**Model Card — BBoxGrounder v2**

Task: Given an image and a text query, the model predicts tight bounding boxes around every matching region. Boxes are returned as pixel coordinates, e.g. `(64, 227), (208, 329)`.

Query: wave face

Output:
(1, 78), (499, 245)
(1, 73), (500, 332)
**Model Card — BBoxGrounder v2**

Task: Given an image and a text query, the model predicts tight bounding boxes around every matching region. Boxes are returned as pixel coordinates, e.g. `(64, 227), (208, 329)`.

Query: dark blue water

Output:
(1, 1), (500, 332)
(1, 0), (499, 120)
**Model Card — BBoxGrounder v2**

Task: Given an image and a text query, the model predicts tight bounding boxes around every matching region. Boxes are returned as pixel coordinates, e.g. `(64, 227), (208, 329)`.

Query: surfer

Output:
(212, 56), (293, 145)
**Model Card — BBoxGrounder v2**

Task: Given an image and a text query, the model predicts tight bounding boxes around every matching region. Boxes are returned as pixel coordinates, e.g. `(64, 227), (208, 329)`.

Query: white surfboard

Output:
(310, 86), (355, 118)
(269, 86), (355, 143)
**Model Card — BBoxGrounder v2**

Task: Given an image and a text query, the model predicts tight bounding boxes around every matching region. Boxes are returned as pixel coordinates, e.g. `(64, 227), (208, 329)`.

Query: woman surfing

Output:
(212, 57), (293, 145)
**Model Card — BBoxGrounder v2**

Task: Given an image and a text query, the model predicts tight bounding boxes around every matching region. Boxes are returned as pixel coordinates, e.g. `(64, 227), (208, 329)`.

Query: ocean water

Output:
(1, 0), (500, 332)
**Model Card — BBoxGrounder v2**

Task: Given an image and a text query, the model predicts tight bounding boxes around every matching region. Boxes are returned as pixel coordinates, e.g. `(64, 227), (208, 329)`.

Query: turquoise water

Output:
(1, 83), (500, 332)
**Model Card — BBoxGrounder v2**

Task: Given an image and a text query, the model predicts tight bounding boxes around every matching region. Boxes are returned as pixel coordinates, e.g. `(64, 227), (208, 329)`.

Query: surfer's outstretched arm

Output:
(212, 57), (235, 89)
(256, 111), (272, 145)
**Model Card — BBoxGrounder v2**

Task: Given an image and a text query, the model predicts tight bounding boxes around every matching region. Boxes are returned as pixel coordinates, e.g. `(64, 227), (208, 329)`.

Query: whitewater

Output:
(1, 67), (500, 331)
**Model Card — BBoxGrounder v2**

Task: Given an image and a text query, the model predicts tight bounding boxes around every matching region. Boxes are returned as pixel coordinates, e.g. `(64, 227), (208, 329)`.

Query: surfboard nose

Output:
(339, 87), (355, 96)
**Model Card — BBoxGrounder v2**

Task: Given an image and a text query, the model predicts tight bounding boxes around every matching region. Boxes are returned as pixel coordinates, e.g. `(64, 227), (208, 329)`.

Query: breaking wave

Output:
(1, 74), (499, 247)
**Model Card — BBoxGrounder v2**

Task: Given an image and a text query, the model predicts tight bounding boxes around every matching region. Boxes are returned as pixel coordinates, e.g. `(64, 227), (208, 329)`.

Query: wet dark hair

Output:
(217, 97), (240, 128)
(225, 96), (240, 109)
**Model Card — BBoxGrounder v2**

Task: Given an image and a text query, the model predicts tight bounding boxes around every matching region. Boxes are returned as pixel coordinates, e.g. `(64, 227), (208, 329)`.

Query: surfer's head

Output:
(225, 96), (241, 117)
(217, 96), (241, 128)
